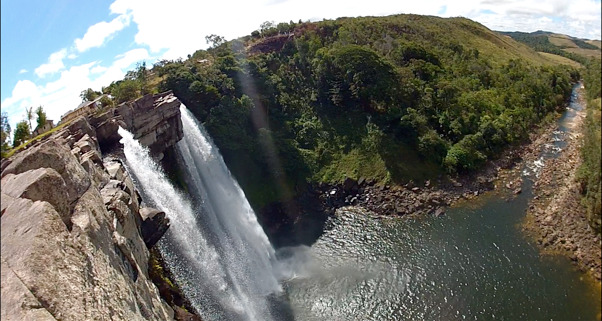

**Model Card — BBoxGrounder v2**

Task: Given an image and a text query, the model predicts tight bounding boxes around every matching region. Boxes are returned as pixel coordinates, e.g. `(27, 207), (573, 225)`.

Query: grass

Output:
(3, 121), (71, 159)
(548, 35), (578, 48)
(563, 47), (602, 59)
(315, 147), (390, 184)
(538, 52), (583, 68)
(586, 40), (601, 49)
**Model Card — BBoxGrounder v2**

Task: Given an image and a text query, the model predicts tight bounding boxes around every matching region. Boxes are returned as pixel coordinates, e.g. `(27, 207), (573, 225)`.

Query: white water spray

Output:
(119, 105), (287, 320)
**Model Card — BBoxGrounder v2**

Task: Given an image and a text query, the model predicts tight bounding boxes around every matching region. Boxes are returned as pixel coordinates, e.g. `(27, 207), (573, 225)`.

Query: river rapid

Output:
(284, 84), (601, 320)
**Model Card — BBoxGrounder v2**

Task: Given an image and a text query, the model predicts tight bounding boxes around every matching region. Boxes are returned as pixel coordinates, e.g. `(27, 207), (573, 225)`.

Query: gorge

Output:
(1, 83), (600, 321)
(2, 13), (601, 321)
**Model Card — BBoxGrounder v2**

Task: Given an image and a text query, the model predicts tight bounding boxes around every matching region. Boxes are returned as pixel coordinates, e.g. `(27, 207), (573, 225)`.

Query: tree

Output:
(35, 106), (47, 131)
(25, 106), (33, 133)
(99, 95), (114, 109)
(205, 34), (225, 48)
(135, 62), (151, 95)
(112, 79), (140, 103)
(80, 88), (101, 102)
(1, 112), (11, 155)
(260, 21), (275, 32)
(260, 21), (277, 37)
(12, 120), (30, 148)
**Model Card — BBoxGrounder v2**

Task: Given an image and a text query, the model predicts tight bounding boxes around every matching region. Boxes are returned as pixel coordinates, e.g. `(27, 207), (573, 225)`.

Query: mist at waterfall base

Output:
(119, 106), (307, 321)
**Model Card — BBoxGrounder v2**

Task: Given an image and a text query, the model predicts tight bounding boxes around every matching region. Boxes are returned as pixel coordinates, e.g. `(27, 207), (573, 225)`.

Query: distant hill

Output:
(499, 30), (601, 65)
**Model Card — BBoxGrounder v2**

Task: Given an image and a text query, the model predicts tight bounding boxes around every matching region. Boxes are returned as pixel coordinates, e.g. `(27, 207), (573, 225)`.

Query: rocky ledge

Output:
(1, 92), (196, 320)
(89, 91), (183, 159)
(522, 91), (601, 282)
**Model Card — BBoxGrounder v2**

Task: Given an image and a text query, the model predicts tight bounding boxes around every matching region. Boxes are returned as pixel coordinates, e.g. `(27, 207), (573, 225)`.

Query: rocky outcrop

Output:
(90, 91), (183, 159)
(140, 208), (171, 248)
(1, 101), (181, 320)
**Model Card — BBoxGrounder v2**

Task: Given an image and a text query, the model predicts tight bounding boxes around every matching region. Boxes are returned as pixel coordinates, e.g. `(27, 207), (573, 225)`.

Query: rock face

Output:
(1, 95), (182, 320)
(140, 208), (171, 248)
(90, 91), (183, 159)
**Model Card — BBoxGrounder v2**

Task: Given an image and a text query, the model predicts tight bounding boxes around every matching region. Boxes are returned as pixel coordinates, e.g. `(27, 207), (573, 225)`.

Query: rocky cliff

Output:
(89, 91), (183, 160)
(1, 92), (184, 320)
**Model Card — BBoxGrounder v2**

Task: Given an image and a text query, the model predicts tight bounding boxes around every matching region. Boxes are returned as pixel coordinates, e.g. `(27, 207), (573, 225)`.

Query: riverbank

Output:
(296, 85), (602, 285)
(522, 87), (602, 283)
(263, 99), (562, 247)
(310, 113), (556, 219)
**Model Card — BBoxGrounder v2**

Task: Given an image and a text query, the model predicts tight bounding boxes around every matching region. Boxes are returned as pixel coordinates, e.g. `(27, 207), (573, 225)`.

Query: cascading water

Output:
(119, 105), (291, 321)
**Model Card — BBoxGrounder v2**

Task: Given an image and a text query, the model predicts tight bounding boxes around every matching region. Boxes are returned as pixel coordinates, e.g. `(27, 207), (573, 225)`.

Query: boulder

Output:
(140, 207), (171, 248)
(342, 177), (358, 193)
(1, 191), (174, 321)
(1, 139), (90, 206)
(174, 306), (203, 321)
(65, 116), (96, 146)
(434, 207), (446, 217)
(1, 168), (70, 228)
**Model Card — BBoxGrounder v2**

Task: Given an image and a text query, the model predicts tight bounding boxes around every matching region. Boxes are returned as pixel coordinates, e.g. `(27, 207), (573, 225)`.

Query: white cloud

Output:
(34, 49), (67, 78)
(18, 69), (28, 74)
(113, 48), (150, 69)
(458, 0), (602, 39)
(109, 0), (454, 60)
(91, 65), (108, 74)
(74, 14), (131, 52)
(2, 48), (151, 131)
(108, 0), (599, 64)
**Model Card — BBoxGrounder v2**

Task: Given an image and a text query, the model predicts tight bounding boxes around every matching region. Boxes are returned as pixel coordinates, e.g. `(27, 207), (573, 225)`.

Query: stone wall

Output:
(1, 94), (183, 320)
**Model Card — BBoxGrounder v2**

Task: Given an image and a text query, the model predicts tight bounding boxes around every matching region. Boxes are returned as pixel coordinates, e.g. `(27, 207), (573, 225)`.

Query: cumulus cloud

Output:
(34, 49), (68, 78)
(113, 48), (150, 69)
(108, 0), (599, 64)
(2, 49), (150, 130)
(109, 0), (453, 60)
(74, 14), (131, 52)
(461, 0), (601, 38)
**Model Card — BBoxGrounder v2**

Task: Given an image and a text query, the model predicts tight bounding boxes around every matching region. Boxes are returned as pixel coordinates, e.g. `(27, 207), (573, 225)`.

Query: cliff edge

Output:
(1, 92), (185, 320)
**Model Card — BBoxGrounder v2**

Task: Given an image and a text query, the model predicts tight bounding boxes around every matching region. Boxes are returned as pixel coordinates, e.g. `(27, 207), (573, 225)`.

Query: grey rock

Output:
(1, 168), (71, 228)
(1, 139), (90, 206)
(139, 207), (171, 248)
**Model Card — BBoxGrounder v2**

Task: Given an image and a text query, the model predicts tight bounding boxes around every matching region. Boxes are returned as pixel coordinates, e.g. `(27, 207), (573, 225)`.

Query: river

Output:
(284, 84), (601, 320)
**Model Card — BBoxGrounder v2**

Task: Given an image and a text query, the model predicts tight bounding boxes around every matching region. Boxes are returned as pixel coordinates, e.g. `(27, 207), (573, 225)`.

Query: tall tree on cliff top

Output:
(36, 106), (47, 130)
(1, 112), (11, 155)
(12, 120), (30, 148)
(25, 106), (33, 134)
(80, 88), (101, 102)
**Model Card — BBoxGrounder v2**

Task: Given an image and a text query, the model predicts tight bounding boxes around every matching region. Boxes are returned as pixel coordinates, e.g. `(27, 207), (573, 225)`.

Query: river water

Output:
(284, 84), (601, 320)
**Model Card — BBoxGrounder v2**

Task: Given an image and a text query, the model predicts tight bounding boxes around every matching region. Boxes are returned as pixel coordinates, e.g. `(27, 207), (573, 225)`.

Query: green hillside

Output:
(101, 14), (580, 208)
(501, 30), (601, 64)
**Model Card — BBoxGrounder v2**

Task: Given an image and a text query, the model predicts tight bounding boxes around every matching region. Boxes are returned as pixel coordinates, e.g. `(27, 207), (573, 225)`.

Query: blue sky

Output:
(2, 0), (601, 131)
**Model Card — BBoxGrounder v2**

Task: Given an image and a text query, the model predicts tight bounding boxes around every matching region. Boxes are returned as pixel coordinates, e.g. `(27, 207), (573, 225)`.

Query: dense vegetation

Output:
(144, 15), (578, 207)
(577, 59), (601, 234)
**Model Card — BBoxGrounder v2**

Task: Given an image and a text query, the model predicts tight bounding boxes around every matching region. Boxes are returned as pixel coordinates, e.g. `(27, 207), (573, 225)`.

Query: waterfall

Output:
(119, 105), (286, 321)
